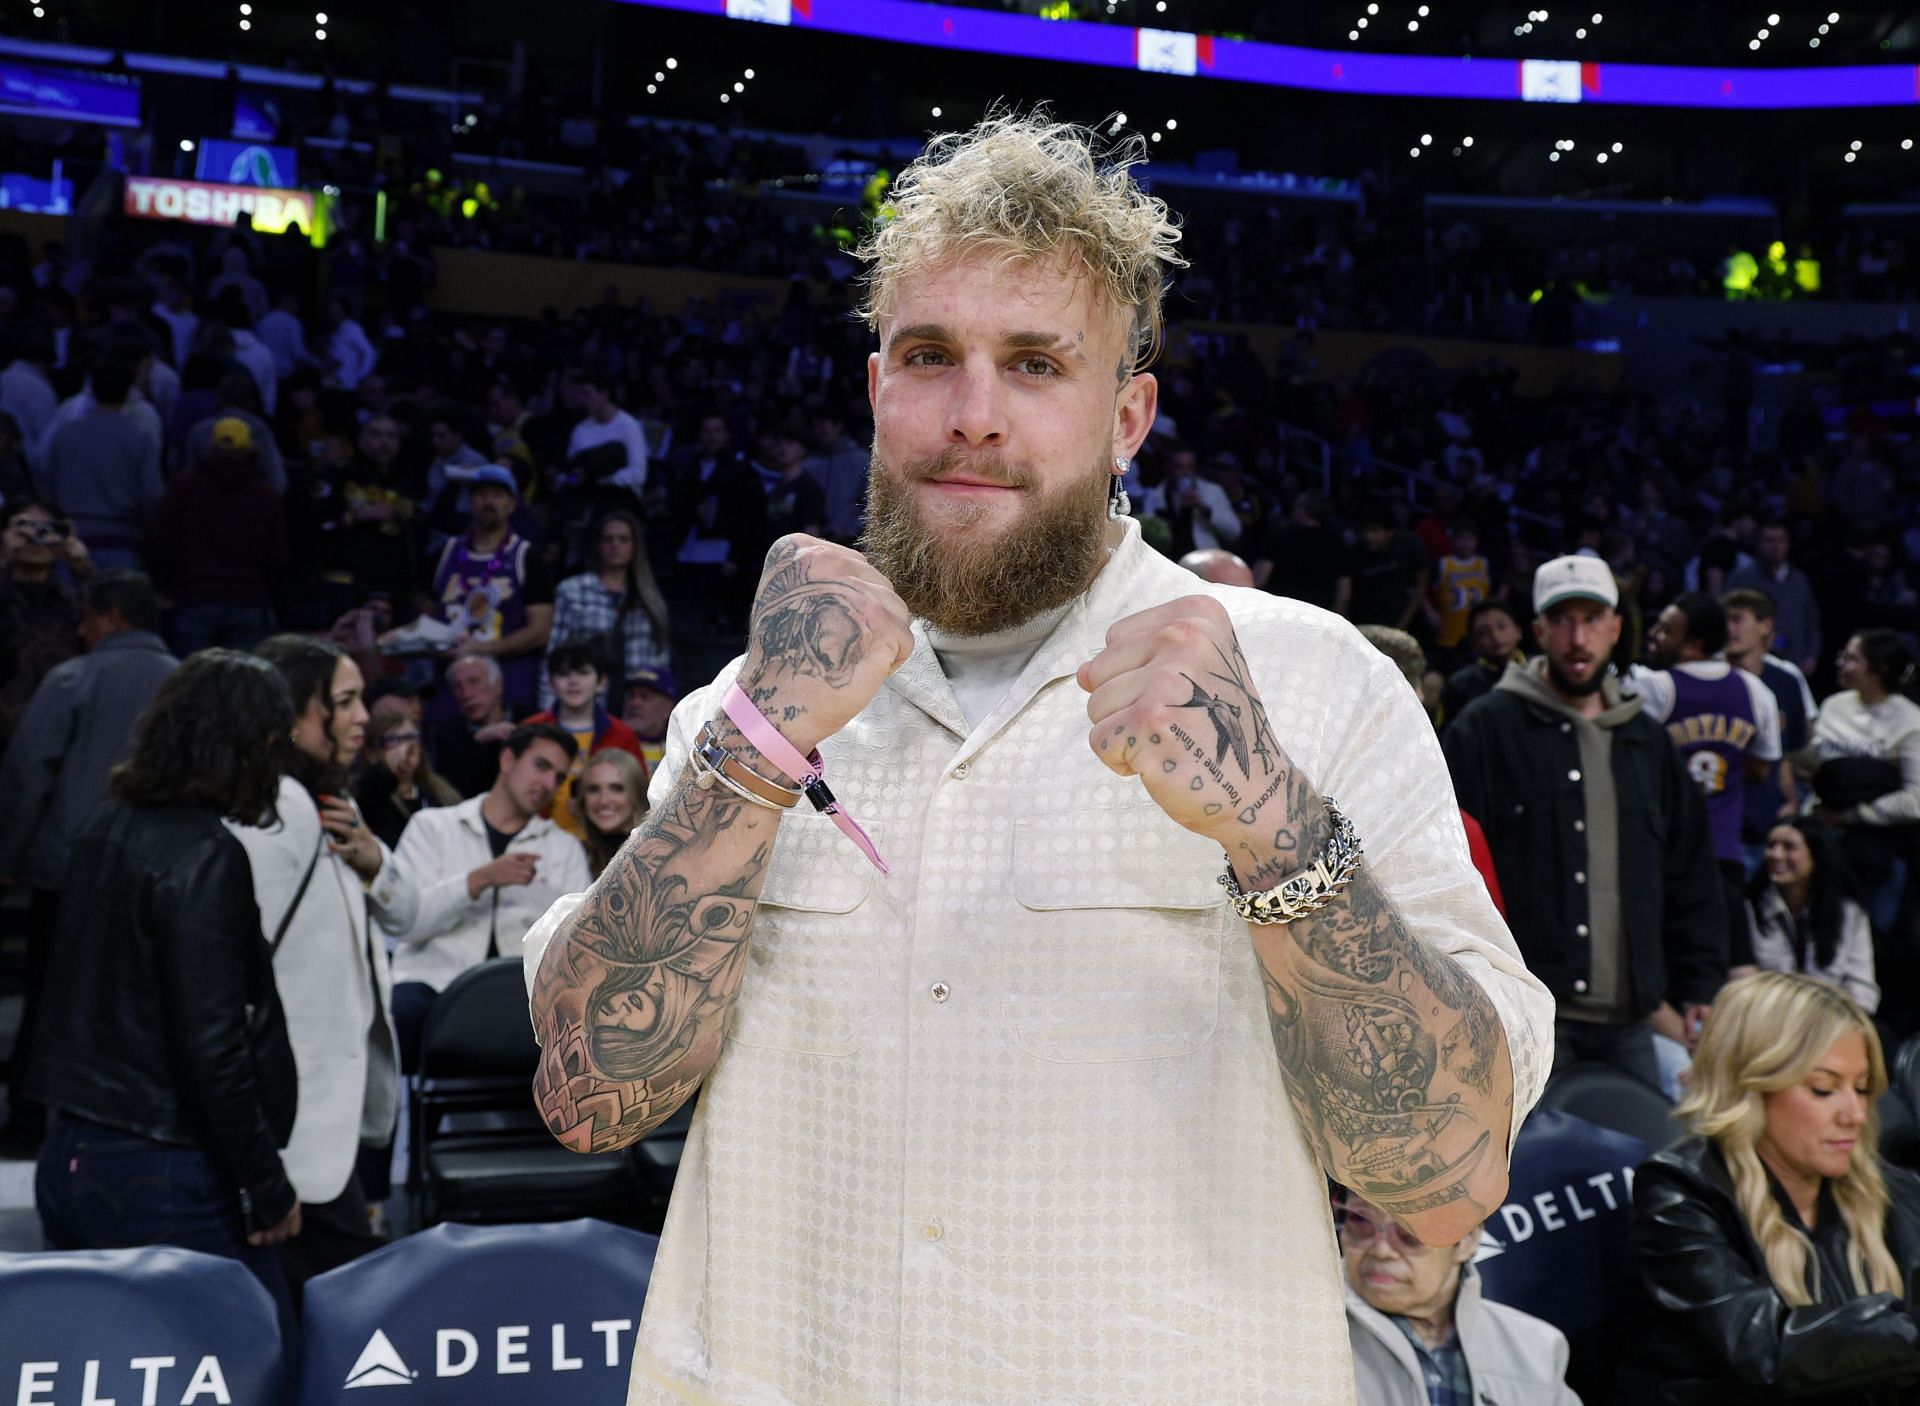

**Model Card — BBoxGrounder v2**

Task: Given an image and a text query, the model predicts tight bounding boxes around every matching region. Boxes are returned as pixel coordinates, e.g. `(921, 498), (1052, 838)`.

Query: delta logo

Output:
(339, 1319), (637, 1389)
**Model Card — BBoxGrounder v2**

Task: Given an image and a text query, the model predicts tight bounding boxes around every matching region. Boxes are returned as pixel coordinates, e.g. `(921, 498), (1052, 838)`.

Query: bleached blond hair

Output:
(856, 111), (1186, 378)
(1679, 971), (1902, 1307)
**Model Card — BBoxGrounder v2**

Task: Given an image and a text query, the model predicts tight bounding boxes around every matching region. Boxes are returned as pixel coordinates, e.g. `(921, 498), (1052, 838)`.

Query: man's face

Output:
(698, 417), (729, 456)
(2, 506), (62, 570)
(1360, 524), (1391, 554)
(1470, 606), (1520, 664)
(863, 250), (1155, 636)
(622, 683), (674, 739)
(449, 658), (503, 723)
(812, 416), (842, 450)
(498, 738), (570, 818)
(487, 385), (519, 424)
(1646, 604), (1691, 669)
(471, 484), (514, 532)
(1340, 1197), (1477, 1323)
(1725, 606), (1772, 661)
(429, 421), (462, 459)
(1533, 599), (1621, 696)
(359, 416), (401, 466)
(1759, 525), (1791, 567)
(583, 383), (612, 417)
(550, 664), (602, 713)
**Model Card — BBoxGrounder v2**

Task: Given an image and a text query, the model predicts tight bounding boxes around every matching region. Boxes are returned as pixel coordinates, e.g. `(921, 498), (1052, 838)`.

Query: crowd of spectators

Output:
(0, 105), (1918, 1397)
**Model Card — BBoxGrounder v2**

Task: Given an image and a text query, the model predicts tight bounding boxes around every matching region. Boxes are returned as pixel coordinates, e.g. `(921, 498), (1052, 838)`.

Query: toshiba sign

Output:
(123, 175), (316, 236)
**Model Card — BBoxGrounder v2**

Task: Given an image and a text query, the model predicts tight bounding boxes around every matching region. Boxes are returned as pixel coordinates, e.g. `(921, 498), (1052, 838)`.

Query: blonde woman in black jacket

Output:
(1626, 972), (1920, 1403)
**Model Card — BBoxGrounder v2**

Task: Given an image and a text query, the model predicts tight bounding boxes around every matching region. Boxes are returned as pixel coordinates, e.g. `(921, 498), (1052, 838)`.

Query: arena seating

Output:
(0, 1245), (286, 1404)
(295, 1218), (658, 1404)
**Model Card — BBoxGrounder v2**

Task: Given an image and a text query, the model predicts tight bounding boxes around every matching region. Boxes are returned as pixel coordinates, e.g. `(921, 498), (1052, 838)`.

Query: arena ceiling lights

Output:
(619, 0), (1920, 110)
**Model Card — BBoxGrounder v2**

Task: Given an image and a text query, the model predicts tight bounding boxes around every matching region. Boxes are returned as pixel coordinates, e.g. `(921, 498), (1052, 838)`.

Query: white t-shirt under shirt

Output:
(567, 409), (650, 493)
(926, 601), (1074, 732)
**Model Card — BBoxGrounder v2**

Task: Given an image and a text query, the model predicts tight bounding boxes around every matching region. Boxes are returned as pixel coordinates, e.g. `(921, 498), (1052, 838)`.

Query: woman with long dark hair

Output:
(228, 634), (418, 1286)
(1741, 817), (1879, 1013)
(28, 650), (301, 1329)
(543, 508), (670, 708)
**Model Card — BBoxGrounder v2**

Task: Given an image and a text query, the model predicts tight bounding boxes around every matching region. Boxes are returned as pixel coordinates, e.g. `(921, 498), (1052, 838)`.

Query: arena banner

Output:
(123, 174), (328, 245)
(1473, 1109), (1651, 1339)
(0, 60), (140, 128)
(194, 139), (298, 190)
(295, 1219), (658, 1404)
(1, 1245), (284, 1405)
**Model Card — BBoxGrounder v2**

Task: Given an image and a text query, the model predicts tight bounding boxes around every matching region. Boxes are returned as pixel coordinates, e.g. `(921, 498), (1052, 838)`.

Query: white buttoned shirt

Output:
(524, 517), (1553, 1406)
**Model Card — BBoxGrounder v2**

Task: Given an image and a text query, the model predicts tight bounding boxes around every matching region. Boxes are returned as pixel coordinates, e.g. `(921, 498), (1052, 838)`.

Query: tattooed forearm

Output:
(1243, 776), (1509, 1242)
(531, 767), (776, 1154)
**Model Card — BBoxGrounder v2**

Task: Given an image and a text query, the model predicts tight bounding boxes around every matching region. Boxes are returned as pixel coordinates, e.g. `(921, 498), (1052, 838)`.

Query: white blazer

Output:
(382, 795), (591, 994)
(228, 776), (415, 1204)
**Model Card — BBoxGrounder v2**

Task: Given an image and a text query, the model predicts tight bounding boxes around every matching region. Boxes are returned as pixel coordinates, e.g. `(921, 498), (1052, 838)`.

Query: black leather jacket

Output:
(1623, 1136), (1920, 1404)
(26, 797), (298, 1230)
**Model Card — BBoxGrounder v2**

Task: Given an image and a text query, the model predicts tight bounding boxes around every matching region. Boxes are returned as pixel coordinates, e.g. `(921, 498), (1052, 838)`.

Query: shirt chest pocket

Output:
(1006, 803), (1227, 1063)
(725, 815), (877, 1057)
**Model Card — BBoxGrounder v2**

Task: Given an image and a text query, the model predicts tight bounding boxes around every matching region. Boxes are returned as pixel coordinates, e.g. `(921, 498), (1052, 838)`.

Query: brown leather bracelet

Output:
(695, 723), (802, 809)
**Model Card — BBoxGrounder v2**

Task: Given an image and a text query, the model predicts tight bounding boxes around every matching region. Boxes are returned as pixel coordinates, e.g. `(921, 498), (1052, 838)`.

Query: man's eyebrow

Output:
(887, 323), (1085, 358)
(887, 322), (950, 353)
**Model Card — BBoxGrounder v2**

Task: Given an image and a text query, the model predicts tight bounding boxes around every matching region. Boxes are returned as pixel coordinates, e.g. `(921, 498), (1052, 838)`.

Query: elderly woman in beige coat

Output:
(1340, 1188), (1582, 1406)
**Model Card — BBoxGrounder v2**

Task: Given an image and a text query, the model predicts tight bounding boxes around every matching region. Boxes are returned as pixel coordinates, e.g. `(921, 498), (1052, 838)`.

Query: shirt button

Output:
(1574, 871), (1587, 885)
(1576, 923), (1590, 937)
(951, 763), (970, 780)
(1560, 723), (1572, 734)
(1568, 769), (1582, 782)
(930, 981), (950, 1004)
(923, 1221), (943, 1242)
(1574, 819), (1586, 833)
(1574, 979), (1590, 994)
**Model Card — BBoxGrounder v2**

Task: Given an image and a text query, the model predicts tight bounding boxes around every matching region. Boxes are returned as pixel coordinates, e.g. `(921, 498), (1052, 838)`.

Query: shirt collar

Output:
(885, 515), (1172, 759)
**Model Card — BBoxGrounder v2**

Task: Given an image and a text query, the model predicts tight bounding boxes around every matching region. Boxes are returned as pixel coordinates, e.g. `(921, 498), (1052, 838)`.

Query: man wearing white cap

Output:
(1443, 555), (1726, 1090)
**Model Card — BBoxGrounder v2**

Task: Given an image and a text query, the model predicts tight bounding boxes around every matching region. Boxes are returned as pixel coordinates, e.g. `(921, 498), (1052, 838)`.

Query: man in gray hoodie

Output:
(1444, 555), (1726, 1092)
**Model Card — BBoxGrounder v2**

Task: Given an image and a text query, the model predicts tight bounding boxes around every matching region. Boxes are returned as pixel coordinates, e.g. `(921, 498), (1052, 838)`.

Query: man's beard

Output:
(860, 446), (1110, 637)
(1546, 657), (1606, 697)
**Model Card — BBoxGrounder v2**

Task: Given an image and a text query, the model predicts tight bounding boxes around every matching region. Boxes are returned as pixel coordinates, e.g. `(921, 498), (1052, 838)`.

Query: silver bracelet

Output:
(1219, 799), (1362, 925)
(689, 741), (786, 811)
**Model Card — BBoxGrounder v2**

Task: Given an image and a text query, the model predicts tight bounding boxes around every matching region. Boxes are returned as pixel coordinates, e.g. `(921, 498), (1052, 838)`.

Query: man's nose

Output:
(946, 359), (1007, 449)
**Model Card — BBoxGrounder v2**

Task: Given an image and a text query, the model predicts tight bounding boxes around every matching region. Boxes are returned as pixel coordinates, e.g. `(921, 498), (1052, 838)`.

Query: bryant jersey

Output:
(1666, 667), (1761, 863)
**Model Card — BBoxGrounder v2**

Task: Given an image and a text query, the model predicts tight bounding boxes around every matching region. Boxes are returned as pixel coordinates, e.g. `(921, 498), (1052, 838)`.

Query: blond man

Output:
(525, 115), (1553, 1405)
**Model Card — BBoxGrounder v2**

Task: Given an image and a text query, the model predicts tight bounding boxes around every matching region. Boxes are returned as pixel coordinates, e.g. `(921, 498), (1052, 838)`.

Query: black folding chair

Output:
(412, 958), (635, 1226)
(1540, 1061), (1686, 1151)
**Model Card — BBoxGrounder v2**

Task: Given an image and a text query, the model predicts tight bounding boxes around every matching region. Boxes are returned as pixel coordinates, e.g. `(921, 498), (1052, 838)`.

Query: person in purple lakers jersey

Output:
(1634, 592), (1783, 990)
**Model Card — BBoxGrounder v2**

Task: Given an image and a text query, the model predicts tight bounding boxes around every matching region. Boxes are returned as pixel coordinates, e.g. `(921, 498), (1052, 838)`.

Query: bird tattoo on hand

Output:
(1176, 673), (1251, 776)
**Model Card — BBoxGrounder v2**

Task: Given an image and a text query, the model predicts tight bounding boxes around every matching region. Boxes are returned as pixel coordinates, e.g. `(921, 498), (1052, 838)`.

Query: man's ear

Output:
(1114, 371), (1158, 466)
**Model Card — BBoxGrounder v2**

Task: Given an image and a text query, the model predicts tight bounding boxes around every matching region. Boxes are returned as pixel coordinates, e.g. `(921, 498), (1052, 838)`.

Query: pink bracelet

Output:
(721, 683), (889, 875)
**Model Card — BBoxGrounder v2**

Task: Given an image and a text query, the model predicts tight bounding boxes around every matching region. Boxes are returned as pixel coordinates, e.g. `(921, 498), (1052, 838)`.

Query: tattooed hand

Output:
(1077, 595), (1291, 845)
(738, 535), (915, 761)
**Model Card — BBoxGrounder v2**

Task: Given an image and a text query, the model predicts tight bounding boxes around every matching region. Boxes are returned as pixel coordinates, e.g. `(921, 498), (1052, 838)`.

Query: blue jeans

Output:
(171, 602), (277, 657)
(35, 1111), (297, 1349)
